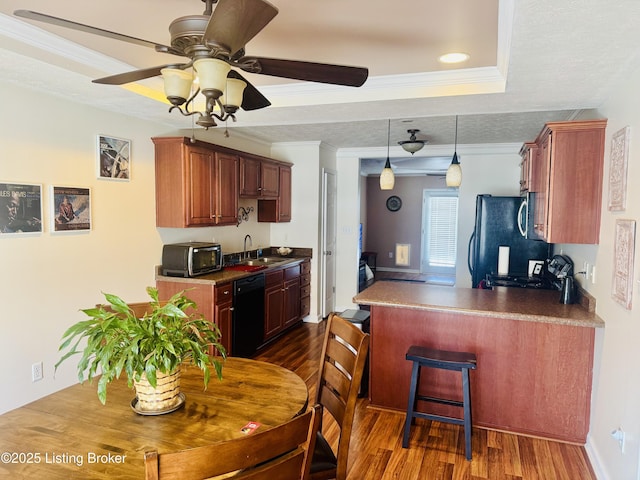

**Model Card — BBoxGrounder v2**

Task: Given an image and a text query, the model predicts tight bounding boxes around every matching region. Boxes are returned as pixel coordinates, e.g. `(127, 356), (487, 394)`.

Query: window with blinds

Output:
(422, 191), (458, 277)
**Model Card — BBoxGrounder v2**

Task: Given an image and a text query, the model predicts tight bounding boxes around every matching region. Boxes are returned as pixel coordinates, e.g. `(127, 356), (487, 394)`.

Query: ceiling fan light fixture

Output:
(398, 129), (426, 154)
(161, 68), (193, 106)
(193, 58), (231, 98)
(220, 77), (247, 111)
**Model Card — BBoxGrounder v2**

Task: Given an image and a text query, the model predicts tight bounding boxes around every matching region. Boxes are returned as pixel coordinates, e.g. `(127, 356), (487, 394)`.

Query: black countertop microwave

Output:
(161, 242), (222, 277)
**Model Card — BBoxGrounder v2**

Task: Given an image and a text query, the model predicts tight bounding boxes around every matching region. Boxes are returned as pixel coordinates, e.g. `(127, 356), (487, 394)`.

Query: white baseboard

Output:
(585, 435), (608, 480)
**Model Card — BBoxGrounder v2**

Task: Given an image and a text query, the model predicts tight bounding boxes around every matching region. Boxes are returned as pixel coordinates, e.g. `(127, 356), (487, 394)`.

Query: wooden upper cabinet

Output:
(260, 162), (280, 197)
(153, 137), (238, 228)
(528, 120), (607, 244)
(258, 164), (292, 223)
(239, 156), (279, 198)
(239, 156), (260, 196)
(215, 152), (239, 225)
(519, 142), (536, 193)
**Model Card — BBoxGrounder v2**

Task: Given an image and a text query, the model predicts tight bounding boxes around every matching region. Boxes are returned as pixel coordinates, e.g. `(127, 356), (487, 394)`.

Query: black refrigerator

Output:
(467, 195), (551, 288)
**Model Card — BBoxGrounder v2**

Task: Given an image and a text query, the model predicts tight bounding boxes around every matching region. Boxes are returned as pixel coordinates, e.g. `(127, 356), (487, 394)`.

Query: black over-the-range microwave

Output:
(161, 242), (222, 277)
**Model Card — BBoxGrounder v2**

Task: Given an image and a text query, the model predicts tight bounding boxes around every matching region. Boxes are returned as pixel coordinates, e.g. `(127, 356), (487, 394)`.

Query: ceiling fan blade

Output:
(14, 10), (172, 51)
(228, 70), (271, 111)
(204, 0), (278, 57)
(239, 57), (368, 87)
(92, 65), (187, 85)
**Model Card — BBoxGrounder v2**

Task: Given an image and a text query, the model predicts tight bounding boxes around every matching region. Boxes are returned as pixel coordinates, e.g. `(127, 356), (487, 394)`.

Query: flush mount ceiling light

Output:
(438, 52), (470, 64)
(398, 129), (426, 154)
(380, 119), (395, 190)
(446, 115), (462, 187)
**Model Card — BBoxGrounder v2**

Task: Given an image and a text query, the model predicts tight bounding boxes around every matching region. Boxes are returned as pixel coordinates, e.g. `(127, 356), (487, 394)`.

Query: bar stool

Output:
(402, 345), (477, 460)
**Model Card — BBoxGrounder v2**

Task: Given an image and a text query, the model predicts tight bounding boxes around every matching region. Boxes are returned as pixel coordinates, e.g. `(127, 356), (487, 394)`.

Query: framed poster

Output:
(97, 135), (131, 180)
(0, 182), (43, 235)
(612, 219), (636, 310)
(51, 186), (91, 232)
(608, 126), (630, 211)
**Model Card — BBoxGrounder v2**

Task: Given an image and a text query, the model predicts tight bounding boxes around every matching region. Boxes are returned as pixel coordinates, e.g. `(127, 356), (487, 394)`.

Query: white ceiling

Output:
(1, 0), (639, 157)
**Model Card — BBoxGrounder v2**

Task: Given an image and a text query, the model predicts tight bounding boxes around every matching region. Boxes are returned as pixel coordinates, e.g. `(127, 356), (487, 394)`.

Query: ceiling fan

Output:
(14, 0), (369, 128)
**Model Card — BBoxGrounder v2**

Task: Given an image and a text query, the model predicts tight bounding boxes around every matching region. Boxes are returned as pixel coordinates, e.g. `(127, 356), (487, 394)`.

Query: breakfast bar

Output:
(354, 281), (604, 444)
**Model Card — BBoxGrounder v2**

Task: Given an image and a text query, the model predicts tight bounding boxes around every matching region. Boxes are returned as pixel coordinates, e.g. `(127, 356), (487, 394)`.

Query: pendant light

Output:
(446, 115), (462, 187)
(380, 119), (395, 190)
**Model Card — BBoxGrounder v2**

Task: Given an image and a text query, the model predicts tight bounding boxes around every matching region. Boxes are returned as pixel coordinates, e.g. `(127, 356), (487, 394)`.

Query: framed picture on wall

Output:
(97, 135), (131, 180)
(0, 182), (43, 235)
(51, 186), (91, 233)
(612, 219), (636, 310)
(608, 126), (630, 211)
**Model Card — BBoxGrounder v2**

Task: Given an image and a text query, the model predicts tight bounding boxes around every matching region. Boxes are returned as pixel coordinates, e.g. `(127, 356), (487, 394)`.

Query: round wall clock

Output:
(386, 195), (402, 212)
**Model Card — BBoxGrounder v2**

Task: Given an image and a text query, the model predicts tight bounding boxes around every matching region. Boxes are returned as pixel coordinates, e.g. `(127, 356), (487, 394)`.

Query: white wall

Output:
(270, 141), (323, 321)
(0, 81), (306, 414)
(0, 81), (164, 414)
(564, 64), (640, 480)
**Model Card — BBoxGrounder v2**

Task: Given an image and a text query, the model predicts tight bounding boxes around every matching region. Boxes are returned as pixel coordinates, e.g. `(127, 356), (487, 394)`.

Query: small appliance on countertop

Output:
(161, 241), (222, 277)
(485, 254), (576, 298)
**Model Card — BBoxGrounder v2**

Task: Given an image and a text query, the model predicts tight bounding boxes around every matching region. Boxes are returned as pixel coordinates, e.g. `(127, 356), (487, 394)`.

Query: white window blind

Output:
(428, 196), (458, 267)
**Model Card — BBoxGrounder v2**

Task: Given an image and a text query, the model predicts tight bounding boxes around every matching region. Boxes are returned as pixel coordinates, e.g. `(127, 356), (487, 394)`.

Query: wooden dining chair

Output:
(310, 313), (370, 480)
(144, 404), (322, 480)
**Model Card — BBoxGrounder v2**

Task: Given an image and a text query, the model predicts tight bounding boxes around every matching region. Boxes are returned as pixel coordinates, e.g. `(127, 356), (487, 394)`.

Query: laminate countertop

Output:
(354, 281), (604, 328)
(155, 257), (308, 285)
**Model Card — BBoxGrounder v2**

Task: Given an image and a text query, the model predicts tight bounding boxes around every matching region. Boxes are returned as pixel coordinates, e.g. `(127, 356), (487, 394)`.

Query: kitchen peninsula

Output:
(354, 281), (604, 444)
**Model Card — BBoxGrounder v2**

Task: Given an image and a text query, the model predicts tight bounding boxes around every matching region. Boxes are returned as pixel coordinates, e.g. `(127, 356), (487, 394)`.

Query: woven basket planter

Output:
(133, 368), (181, 412)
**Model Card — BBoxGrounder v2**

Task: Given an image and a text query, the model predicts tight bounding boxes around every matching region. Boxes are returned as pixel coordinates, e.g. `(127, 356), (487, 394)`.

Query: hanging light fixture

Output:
(161, 61), (247, 129)
(398, 129), (426, 154)
(380, 119), (395, 190)
(446, 115), (462, 187)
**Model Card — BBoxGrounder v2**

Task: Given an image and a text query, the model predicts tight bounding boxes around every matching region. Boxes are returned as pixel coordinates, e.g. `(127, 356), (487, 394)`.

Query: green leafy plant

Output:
(55, 286), (226, 404)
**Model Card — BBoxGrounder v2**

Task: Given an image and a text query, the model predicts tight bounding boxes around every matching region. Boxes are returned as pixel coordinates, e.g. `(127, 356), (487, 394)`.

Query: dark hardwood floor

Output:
(254, 321), (597, 480)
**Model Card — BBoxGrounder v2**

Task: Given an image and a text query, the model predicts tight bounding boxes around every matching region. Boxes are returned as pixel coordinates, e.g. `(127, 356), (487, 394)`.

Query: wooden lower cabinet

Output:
(369, 305), (595, 443)
(264, 263), (302, 341)
(264, 270), (285, 340)
(156, 279), (232, 355)
(300, 259), (311, 317)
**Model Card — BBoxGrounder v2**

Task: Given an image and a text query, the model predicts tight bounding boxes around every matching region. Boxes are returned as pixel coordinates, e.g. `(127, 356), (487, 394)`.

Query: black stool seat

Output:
(402, 345), (477, 460)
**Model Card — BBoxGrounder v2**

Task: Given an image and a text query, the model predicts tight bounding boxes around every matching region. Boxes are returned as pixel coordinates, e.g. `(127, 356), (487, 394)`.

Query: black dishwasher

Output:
(232, 273), (265, 358)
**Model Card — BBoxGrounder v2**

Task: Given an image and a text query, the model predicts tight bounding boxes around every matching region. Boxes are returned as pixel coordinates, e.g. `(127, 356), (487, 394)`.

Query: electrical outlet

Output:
(32, 362), (43, 382)
(388, 251), (393, 258)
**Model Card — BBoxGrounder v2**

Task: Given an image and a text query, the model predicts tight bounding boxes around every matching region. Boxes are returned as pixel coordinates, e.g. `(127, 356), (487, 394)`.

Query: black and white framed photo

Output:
(97, 135), (131, 180)
(51, 186), (91, 233)
(0, 182), (43, 235)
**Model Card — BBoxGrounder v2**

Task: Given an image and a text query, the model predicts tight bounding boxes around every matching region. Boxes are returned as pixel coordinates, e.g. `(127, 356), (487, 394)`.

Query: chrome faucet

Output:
(243, 234), (252, 260)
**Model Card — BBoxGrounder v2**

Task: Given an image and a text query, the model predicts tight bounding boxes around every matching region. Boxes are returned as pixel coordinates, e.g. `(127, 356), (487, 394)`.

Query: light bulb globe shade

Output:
(220, 78), (247, 110)
(193, 59), (231, 98)
(399, 141), (424, 154)
(380, 158), (395, 190)
(161, 68), (193, 105)
(446, 153), (462, 187)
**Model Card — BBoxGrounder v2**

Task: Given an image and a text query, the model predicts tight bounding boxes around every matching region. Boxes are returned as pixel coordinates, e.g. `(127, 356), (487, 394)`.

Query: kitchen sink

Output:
(242, 257), (287, 266)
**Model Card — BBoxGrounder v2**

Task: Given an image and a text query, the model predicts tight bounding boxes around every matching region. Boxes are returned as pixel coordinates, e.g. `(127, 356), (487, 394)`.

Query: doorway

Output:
(420, 189), (458, 284)
(320, 168), (337, 317)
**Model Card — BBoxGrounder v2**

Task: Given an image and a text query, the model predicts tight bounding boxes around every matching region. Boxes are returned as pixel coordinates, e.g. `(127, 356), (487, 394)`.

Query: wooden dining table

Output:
(0, 357), (309, 479)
